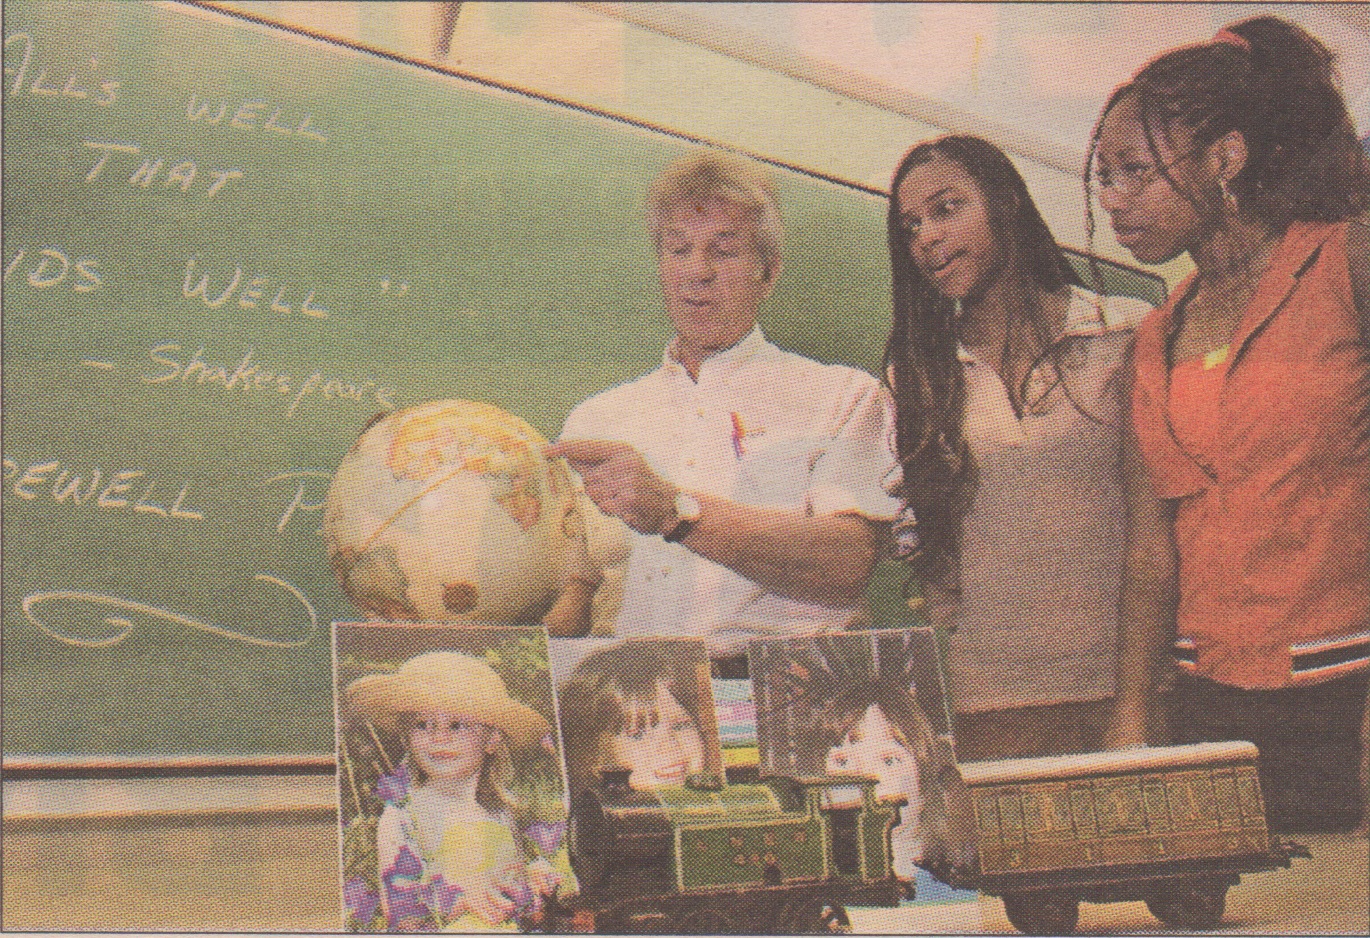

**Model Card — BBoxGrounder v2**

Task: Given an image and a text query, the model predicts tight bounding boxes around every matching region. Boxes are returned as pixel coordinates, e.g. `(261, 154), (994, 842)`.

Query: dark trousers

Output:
(1168, 669), (1369, 832)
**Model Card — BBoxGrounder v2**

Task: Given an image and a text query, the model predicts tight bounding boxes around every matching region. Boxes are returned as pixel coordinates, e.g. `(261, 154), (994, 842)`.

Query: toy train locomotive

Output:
(546, 741), (1306, 935)
(548, 769), (905, 933)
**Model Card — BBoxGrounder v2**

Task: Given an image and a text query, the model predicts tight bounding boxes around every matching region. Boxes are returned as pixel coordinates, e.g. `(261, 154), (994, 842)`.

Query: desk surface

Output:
(851, 832), (1368, 935)
(5, 828), (1364, 932)
(3, 778), (1366, 933)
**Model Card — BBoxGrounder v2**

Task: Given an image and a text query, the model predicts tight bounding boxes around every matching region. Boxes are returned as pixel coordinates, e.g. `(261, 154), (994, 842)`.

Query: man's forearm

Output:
(546, 438), (883, 607)
(676, 494), (879, 606)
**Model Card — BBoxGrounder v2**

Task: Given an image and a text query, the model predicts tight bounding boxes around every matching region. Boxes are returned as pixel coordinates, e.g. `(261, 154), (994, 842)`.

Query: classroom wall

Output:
(210, 2), (1370, 292)
(212, 1), (1211, 282)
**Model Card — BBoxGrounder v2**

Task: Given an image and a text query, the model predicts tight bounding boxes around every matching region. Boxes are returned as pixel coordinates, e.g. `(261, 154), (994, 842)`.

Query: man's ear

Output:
(758, 256), (782, 296)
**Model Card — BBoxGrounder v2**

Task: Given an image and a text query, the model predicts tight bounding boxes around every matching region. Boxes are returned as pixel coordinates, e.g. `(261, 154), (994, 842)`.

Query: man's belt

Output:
(710, 654), (749, 680)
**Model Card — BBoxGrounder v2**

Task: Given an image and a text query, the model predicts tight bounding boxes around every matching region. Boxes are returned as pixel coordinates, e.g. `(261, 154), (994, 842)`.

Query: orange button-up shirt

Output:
(1132, 221), (1370, 689)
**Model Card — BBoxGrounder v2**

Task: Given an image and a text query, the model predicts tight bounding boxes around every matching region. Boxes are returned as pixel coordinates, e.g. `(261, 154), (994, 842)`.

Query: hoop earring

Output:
(1220, 177), (1238, 212)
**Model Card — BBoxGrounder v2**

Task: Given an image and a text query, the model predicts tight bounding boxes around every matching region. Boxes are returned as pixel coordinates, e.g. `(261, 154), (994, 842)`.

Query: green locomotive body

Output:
(557, 771), (904, 933)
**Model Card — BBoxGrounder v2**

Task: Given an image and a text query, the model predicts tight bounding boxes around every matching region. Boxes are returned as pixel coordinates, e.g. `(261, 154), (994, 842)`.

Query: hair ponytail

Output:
(1228, 16), (1369, 224)
(1092, 16), (1370, 232)
(1227, 16), (1335, 89)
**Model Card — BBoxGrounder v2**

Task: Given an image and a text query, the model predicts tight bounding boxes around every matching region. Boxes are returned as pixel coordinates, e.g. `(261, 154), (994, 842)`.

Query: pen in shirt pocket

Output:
(730, 412), (765, 459)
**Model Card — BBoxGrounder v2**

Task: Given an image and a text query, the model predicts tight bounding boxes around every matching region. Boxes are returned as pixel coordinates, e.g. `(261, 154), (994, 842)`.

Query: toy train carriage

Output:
(558, 771), (905, 933)
(941, 741), (1306, 935)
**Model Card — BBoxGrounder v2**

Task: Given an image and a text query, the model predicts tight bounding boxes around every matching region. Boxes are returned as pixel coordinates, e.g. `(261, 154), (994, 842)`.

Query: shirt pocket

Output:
(734, 427), (818, 509)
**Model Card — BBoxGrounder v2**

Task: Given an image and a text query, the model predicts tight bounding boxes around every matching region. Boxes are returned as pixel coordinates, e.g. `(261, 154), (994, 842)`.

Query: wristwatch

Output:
(663, 491), (702, 543)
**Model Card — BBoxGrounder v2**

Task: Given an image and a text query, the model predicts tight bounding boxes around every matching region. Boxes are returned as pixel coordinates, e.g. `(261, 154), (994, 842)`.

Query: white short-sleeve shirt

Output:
(559, 327), (899, 654)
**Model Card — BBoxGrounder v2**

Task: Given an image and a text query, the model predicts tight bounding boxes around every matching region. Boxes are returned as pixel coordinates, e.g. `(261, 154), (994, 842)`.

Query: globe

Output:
(323, 400), (585, 623)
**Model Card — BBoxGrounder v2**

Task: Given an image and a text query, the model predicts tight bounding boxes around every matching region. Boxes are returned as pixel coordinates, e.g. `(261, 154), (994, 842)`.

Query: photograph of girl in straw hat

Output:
(749, 629), (977, 881)
(548, 637), (723, 805)
(333, 623), (575, 933)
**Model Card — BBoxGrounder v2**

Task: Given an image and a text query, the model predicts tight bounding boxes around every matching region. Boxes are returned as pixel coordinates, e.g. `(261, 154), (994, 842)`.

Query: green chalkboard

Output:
(2, 1), (1163, 757)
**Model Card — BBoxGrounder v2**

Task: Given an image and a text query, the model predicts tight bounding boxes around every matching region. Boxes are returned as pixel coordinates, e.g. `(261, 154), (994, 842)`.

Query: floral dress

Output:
(346, 763), (574, 933)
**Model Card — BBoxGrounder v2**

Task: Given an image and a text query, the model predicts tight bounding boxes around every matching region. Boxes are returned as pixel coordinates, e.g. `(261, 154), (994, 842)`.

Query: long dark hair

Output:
(1087, 15), (1370, 249)
(882, 135), (1082, 587)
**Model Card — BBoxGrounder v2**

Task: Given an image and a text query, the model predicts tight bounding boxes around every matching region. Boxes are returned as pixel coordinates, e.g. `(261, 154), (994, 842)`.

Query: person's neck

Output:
(1190, 215), (1281, 293)
(673, 328), (752, 381)
(420, 771), (481, 803)
(957, 272), (1063, 359)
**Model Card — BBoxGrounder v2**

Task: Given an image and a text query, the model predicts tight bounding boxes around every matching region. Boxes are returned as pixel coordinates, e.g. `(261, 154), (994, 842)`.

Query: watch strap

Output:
(663, 516), (697, 543)
(663, 492), (701, 543)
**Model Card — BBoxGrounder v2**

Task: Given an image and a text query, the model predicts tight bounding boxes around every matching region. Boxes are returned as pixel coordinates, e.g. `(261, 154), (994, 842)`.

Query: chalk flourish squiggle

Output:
(21, 574), (318, 648)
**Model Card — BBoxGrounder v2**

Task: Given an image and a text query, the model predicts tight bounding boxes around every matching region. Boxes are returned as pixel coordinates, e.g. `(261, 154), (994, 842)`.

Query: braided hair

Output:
(1086, 15), (1370, 254)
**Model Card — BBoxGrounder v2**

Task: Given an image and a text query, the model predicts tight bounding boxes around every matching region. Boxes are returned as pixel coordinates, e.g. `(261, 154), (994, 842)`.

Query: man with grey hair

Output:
(547, 151), (899, 657)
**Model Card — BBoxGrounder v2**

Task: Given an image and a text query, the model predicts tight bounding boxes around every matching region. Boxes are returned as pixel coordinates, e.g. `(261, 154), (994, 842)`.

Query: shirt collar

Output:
(1060, 285), (1111, 337)
(664, 325), (769, 378)
(956, 286), (1108, 364)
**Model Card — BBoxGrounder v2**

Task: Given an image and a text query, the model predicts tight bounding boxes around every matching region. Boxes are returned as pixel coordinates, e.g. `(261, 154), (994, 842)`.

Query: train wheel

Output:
(1145, 880), (1228, 929)
(675, 907), (735, 934)
(753, 902), (797, 935)
(774, 901), (851, 934)
(1002, 892), (1079, 936)
(816, 903), (852, 934)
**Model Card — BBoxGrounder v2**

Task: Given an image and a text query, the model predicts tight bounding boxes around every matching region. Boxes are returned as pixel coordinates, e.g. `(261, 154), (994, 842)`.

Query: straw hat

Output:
(346, 651), (549, 749)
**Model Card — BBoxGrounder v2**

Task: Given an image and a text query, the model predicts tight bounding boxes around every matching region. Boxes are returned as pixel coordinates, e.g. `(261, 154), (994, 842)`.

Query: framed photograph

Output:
(749, 628), (973, 878)
(548, 637), (723, 804)
(333, 622), (573, 933)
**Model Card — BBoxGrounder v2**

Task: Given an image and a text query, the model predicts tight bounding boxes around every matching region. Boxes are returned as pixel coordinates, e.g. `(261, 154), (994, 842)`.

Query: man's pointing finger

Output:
(544, 439), (632, 467)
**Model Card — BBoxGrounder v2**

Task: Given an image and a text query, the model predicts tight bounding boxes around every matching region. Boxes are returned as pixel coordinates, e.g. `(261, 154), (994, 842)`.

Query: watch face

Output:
(675, 492), (701, 521)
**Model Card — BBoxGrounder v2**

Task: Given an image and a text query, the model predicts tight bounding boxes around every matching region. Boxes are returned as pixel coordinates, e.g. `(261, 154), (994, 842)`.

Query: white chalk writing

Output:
(83, 139), (243, 199)
(4, 32), (119, 106)
(186, 94), (328, 143)
(140, 342), (397, 417)
(265, 470), (332, 533)
(183, 256), (327, 318)
(3, 457), (205, 520)
(21, 575), (318, 648)
(4, 247), (102, 292)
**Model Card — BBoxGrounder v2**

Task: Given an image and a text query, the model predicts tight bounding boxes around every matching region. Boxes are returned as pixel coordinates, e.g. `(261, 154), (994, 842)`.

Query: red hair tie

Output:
(1213, 27), (1251, 52)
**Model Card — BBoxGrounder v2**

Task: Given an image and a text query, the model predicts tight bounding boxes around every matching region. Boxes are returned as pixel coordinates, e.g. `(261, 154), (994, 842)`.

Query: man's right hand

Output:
(544, 440), (677, 536)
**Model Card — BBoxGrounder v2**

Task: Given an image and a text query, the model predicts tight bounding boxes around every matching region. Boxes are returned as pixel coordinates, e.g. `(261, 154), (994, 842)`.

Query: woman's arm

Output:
(1105, 371), (1179, 750)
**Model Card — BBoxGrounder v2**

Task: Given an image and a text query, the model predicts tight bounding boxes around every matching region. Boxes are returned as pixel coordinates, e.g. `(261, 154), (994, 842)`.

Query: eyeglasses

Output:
(1092, 150), (1200, 198)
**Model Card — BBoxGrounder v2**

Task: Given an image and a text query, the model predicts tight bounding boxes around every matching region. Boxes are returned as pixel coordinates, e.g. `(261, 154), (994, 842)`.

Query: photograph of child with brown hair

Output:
(549, 637), (723, 805)
(749, 628), (977, 885)
(333, 623), (576, 933)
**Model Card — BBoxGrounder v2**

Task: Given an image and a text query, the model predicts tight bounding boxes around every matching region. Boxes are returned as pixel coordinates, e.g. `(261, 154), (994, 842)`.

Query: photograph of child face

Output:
(333, 623), (574, 934)
(825, 702), (923, 805)
(406, 712), (504, 788)
(749, 628), (975, 877)
(549, 637), (721, 803)
(604, 676), (707, 788)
